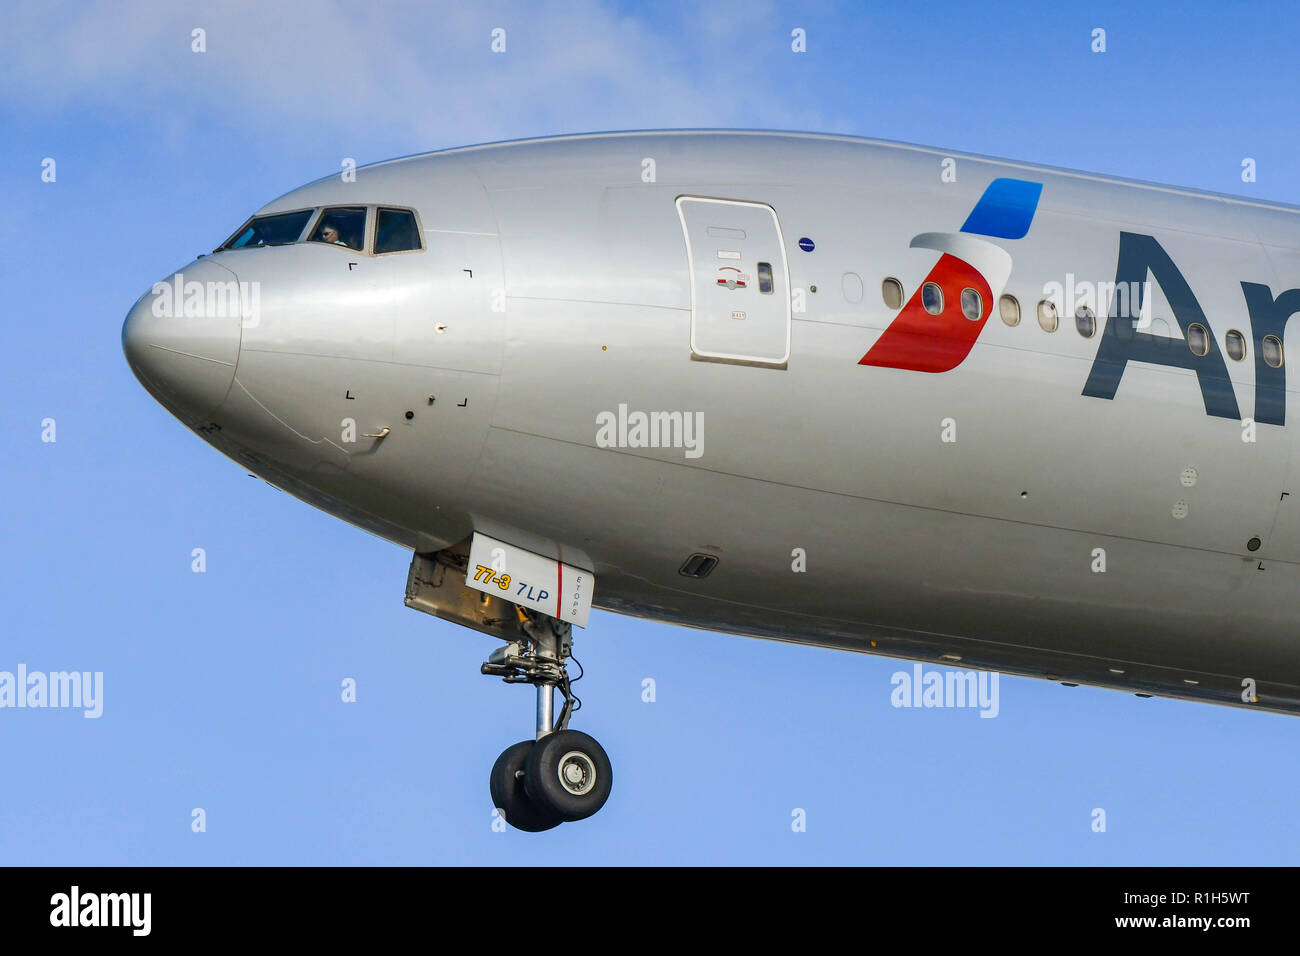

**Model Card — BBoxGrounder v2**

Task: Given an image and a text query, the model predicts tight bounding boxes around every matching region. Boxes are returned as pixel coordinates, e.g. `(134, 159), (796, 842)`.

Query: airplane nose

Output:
(122, 258), (243, 421)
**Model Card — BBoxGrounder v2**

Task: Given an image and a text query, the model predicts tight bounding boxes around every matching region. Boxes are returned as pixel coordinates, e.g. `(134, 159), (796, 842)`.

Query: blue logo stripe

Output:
(959, 178), (1043, 240)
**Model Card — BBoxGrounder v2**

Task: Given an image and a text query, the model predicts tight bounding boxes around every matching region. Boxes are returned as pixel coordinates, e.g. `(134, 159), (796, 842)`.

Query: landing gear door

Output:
(466, 533), (595, 628)
(676, 196), (791, 368)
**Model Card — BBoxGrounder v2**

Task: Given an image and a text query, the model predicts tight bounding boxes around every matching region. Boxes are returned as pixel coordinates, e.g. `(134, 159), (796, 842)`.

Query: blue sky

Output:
(3, 0), (1298, 864)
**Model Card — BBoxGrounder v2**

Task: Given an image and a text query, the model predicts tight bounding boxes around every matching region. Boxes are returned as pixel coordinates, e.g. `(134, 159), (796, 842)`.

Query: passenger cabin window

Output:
(1187, 323), (1210, 357)
(374, 207), (422, 254)
(999, 294), (1020, 327)
(221, 210), (313, 249)
(1037, 299), (1059, 332)
(756, 262), (774, 294)
(309, 206), (367, 251)
(1075, 306), (1096, 338)
(882, 277), (904, 309)
(1150, 317), (1171, 346)
(922, 282), (943, 315)
(1226, 329), (1246, 361)
(1263, 334), (1284, 369)
(960, 287), (983, 321)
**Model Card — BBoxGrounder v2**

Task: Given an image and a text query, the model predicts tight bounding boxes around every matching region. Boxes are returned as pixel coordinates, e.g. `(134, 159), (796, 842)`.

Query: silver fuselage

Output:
(123, 131), (1300, 715)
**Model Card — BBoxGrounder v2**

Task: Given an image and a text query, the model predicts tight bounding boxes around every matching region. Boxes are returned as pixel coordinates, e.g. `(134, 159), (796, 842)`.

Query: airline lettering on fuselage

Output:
(860, 185), (1300, 426)
(1240, 282), (1300, 425)
(1082, 232), (1300, 425)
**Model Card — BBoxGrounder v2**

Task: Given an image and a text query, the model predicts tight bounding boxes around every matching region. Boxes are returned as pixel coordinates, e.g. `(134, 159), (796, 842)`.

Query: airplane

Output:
(123, 129), (1300, 831)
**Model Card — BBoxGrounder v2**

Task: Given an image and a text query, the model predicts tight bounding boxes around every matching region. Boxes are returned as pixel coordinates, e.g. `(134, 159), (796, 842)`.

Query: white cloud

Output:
(1, 0), (836, 149)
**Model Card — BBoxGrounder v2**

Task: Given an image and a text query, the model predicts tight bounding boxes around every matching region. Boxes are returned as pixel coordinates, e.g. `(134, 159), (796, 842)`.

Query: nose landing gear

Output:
(482, 608), (612, 831)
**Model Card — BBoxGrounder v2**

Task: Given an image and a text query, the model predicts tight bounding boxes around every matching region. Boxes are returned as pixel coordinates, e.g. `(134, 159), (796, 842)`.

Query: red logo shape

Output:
(859, 253), (993, 373)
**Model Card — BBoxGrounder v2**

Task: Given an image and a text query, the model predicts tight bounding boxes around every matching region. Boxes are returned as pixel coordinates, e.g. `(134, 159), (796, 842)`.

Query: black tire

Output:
(489, 740), (563, 832)
(523, 729), (613, 822)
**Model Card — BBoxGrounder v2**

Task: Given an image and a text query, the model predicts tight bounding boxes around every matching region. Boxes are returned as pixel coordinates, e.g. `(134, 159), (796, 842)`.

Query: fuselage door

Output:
(676, 196), (790, 368)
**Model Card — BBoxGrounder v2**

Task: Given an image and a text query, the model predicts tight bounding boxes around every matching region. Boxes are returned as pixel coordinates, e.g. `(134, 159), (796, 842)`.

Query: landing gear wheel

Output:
(524, 729), (613, 822)
(489, 740), (562, 832)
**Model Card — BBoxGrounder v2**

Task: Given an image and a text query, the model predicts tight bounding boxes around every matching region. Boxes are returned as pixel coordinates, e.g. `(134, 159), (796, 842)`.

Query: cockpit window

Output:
(374, 207), (422, 254)
(308, 206), (367, 251)
(221, 209), (313, 249)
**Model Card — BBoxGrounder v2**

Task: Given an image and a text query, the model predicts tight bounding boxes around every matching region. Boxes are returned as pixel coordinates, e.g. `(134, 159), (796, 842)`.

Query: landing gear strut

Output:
(483, 607), (612, 831)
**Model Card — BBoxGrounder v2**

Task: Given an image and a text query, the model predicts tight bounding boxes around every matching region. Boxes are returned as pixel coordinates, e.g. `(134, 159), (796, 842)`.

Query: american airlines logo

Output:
(860, 179), (1300, 429)
(860, 177), (1040, 373)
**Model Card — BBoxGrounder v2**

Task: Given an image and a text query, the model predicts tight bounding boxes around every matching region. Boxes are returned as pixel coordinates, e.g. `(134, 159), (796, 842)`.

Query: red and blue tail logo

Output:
(859, 178), (1042, 373)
